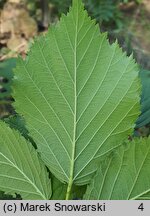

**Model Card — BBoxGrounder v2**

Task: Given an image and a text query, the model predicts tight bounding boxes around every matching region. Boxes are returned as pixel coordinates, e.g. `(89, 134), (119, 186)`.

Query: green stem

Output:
(65, 181), (73, 200)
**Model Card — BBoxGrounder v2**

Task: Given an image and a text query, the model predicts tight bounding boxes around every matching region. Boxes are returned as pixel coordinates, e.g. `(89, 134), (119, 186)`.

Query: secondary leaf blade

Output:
(13, 0), (140, 190)
(136, 69), (150, 128)
(0, 121), (51, 200)
(51, 176), (67, 200)
(84, 138), (150, 200)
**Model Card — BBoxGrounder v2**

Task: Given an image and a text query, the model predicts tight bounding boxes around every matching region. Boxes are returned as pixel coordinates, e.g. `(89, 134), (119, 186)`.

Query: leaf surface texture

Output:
(84, 138), (150, 200)
(0, 121), (51, 199)
(13, 0), (140, 187)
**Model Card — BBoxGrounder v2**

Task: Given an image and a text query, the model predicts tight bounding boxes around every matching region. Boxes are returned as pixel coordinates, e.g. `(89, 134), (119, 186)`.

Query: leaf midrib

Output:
(66, 2), (79, 199)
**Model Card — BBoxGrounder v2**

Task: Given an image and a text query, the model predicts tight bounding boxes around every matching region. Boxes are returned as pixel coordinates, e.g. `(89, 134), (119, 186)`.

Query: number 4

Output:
(138, 203), (144, 211)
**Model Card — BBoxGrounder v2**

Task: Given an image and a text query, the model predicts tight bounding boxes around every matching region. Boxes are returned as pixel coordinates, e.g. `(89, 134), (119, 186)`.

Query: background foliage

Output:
(0, 0), (150, 199)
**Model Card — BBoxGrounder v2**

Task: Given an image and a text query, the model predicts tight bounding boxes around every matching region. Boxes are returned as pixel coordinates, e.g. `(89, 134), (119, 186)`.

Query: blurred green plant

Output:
(0, 58), (16, 102)
(122, 0), (143, 3)
(0, 58), (16, 118)
(0, 0), (6, 8)
(85, 0), (122, 28)
(22, 0), (124, 29)
(136, 69), (150, 128)
(50, 0), (123, 28)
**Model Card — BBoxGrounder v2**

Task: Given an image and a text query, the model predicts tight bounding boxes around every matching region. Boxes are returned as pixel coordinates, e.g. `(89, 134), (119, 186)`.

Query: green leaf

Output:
(4, 115), (29, 138)
(136, 69), (150, 128)
(70, 184), (86, 200)
(0, 58), (16, 100)
(13, 0), (140, 199)
(0, 121), (51, 200)
(137, 191), (150, 200)
(84, 138), (150, 200)
(51, 176), (67, 200)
